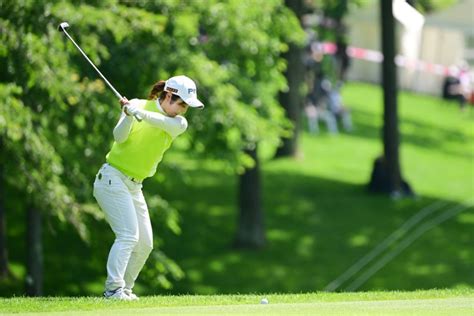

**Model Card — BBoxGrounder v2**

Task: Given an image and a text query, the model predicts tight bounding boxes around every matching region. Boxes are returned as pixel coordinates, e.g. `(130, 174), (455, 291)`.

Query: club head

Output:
(58, 22), (70, 32)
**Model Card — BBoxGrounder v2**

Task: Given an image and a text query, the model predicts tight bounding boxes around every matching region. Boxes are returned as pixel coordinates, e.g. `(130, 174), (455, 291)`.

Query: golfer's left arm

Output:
(136, 110), (188, 138)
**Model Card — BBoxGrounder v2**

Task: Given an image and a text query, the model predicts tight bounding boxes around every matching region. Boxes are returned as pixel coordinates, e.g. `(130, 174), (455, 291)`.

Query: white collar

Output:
(155, 99), (165, 114)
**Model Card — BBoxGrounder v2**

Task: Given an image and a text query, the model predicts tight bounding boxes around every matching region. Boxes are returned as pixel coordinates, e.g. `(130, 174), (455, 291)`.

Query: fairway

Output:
(2, 297), (473, 316)
(1, 291), (473, 315)
(1, 298), (474, 316)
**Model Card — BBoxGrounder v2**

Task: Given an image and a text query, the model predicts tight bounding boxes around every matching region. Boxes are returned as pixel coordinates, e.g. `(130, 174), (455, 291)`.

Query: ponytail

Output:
(148, 80), (166, 100)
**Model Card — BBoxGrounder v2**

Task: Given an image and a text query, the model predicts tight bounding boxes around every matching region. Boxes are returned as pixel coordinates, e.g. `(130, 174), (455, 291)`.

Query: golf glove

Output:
(124, 104), (140, 116)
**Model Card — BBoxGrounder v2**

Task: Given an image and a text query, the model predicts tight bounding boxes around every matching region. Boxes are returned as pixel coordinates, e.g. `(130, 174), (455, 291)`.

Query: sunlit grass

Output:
(3, 83), (473, 299)
(0, 289), (472, 315)
(154, 82), (473, 295)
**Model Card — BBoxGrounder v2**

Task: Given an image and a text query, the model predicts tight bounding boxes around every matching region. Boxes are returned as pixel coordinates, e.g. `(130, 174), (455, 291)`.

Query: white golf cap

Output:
(164, 75), (204, 109)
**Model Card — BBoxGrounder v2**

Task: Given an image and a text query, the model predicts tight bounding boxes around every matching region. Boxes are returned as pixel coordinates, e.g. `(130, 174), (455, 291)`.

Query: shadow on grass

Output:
(2, 162), (472, 297)
(147, 167), (474, 295)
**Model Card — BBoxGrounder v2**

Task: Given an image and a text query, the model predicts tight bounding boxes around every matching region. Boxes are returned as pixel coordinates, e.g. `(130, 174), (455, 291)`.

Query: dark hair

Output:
(148, 81), (166, 100)
(170, 94), (182, 102)
(148, 80), (184, 103)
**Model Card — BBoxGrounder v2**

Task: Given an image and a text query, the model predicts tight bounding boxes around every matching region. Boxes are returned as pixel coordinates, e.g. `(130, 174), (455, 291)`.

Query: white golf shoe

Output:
(124, 288), (139, 301)
(103, 287), (132, 301)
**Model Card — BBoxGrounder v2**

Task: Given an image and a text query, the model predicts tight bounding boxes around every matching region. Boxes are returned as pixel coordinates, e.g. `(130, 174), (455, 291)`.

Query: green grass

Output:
(150, 82), (473, 294)
(3, 82), (474, 299)
(0, 289), (473, 315)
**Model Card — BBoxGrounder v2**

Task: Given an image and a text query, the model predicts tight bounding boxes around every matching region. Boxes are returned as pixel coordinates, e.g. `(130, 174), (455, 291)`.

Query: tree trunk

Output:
(381, 0), (402, 193)
(368, 0), (413, 197)
(0, 137), (10, 279)
(26, 206), (43, 296)
(234, 147), (265, 248)
(275, 0), (306, 157)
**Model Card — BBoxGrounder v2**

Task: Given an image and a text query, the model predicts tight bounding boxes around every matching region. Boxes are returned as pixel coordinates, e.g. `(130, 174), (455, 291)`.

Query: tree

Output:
(0, 1), (168, 293)
(1, 0), (306, 293)
(234, 147), (265, 248)
(0, 137), (9, 279)
(368, 0), (412, 197)
(25, 207), (42, 296)
(141, 0), (304, 249)
(275, 0), (308, 157)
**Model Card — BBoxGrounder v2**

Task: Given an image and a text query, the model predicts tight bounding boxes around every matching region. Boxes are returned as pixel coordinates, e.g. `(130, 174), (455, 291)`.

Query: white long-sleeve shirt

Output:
(113, 99), (188, 143)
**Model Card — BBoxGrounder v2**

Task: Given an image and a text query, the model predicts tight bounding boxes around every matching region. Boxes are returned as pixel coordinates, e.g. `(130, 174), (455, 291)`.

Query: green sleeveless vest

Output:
(106, 100), (173, 180)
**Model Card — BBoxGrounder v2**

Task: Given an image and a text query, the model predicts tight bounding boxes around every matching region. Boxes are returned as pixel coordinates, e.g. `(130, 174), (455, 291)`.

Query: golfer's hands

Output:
(120, 97), (142, 122)
(119, 97), (135, 115)
(124, 104), (139, 116)
(119, 97), (129, 107)
(121, 96), (138, 116)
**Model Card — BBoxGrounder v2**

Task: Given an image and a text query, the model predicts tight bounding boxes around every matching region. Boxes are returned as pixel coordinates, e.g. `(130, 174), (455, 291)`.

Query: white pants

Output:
(93, 163), (153, 292)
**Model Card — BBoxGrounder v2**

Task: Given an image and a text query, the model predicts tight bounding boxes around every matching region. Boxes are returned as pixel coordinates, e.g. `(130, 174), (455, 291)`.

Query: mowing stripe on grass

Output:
(325, 200), (449, 292)
(346, 199), (474, 291)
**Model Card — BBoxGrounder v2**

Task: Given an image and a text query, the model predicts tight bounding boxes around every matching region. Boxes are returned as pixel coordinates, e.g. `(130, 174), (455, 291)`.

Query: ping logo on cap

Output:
(188, 88), (196, 95)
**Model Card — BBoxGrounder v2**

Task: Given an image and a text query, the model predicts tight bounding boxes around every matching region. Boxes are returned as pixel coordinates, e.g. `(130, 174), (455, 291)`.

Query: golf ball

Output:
(260, 298), (269, 304)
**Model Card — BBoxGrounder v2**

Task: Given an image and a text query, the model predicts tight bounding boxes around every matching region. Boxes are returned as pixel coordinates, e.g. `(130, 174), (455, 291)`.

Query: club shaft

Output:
(62, 29), (122, 99)
(61, 28), (142, 121)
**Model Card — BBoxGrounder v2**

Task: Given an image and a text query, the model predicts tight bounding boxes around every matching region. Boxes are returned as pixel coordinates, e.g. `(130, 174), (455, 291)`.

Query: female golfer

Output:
(93, 75), (203, 300)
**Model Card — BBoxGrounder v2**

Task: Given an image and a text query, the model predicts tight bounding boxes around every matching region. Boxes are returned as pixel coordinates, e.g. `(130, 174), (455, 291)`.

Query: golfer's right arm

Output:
(124, 100), (187, 138)
(114, 99), (188, 142)
(130, 109), (187, 138)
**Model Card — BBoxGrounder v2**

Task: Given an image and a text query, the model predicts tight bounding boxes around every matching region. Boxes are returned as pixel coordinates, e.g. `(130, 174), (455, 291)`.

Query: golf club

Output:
(58, 21), (142, 121)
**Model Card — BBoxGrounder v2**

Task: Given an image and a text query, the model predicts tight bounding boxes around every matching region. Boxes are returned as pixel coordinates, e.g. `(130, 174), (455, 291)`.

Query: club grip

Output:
(123, 104), (142, 122)
(134, 113), (143, 122)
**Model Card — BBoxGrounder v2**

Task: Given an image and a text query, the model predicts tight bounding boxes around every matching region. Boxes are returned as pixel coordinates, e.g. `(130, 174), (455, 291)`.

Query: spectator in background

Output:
(442, 75), (461, 102)
(321, 79), (353, 133)
(303, 19), (354, 134)
(303, 34), (353, 134)
(457, 62), (473, 111)
(334, 35), (351, 82)
(322, 32), (353, 133)
(303, 32), (325, 134)
(304, 33), (325, 108)
(442, 61), (473, 111)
